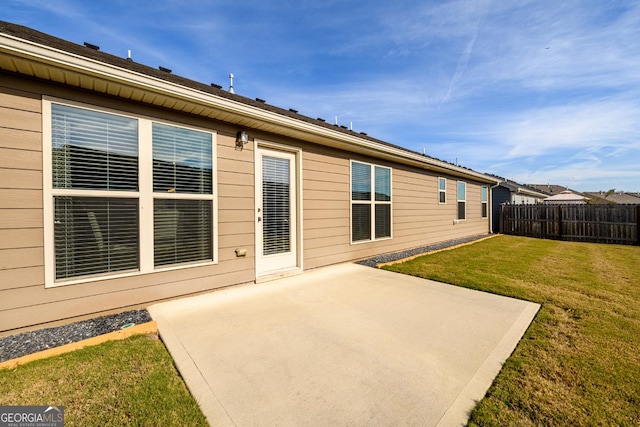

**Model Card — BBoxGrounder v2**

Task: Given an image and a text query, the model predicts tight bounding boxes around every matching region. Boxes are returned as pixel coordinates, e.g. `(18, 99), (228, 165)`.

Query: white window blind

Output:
(52, 104), (138, 191)
(51, 104), (139, 280)
(153, 199), (212, 266)
(262, 156), (291, 256)
(152, 123), (214, 266)
(152, 123), (212, 194)
(54, 197), (139, 279)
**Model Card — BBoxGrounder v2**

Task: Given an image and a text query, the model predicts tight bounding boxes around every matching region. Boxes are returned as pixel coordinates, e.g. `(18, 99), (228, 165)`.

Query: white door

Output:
(256, 148), (298, 276)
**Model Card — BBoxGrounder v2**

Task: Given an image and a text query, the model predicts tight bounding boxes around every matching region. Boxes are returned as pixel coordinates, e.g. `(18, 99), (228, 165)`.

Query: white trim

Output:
(43, 97), (218, 288)
(254, 141), (303, 277)
(42, 98), (54, 287)
(139, 119), (154, 273)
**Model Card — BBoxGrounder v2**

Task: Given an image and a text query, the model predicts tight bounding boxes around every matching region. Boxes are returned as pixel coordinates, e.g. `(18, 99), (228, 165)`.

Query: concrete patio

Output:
(149, 263), (539, 426)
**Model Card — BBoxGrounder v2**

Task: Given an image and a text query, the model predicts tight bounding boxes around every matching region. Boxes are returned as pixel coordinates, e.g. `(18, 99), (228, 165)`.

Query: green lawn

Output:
(384, 235), (640, 426)
(2, 235), (638, 426)
(0, 334), (207, 427)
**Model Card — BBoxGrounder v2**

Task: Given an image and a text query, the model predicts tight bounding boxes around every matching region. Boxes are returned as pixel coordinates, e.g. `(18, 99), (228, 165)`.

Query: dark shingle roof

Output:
(583, 192), (640, 204)
(528, 184), (583, 197)
(485, 175), (550, 197)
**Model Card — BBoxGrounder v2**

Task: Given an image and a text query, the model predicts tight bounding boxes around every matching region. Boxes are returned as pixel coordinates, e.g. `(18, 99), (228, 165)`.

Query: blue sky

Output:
(3, 0), (640, 191)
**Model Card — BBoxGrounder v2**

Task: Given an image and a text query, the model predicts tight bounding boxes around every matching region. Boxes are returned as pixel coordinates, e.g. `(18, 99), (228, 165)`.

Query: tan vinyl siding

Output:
(0, 267), (44, 291)
(0, 75), (257, 332)
(301, 148), (350, 268)
(301, 149), (491, 269)
(0, 81), (46, 331)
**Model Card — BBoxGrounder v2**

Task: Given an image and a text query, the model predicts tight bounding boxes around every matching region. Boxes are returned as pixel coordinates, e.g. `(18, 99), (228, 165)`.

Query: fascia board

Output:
(1, 33), (497, 184)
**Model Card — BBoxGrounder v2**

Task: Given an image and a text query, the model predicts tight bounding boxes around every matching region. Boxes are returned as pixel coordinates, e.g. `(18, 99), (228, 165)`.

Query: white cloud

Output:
(493, 99), (640, 159)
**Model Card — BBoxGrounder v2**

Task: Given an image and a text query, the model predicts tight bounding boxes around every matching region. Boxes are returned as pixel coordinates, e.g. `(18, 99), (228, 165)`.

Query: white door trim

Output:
(254, 142), (303, 278)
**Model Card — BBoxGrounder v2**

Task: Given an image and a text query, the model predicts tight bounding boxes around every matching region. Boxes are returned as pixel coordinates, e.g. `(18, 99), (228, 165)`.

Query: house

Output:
(583, 191), (640, 204)
(528, 184), (577, 196)
(0, 21), (498, 333)
(542, 190), (588, 205)
(490, 177), (549, 233)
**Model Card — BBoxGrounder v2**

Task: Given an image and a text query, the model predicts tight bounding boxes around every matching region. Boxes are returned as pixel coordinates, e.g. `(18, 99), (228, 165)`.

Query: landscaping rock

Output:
(356, 234), (490, 267)
(0, 309), (152, 363)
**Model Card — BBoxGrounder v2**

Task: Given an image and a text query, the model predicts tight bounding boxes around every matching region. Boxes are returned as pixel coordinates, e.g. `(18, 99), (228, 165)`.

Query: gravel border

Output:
(355, 234), (490, 267)
(0, 309), (152, 363)
(0, 234), (488, 363)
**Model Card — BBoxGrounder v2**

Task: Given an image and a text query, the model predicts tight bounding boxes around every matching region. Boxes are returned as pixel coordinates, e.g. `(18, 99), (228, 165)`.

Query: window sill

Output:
(350, 236), (393, 245)
(46, 259), (217, 288)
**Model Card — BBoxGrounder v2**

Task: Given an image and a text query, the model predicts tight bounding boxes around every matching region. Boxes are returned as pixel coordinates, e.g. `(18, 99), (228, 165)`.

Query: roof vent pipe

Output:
(228, 73), (235, 94)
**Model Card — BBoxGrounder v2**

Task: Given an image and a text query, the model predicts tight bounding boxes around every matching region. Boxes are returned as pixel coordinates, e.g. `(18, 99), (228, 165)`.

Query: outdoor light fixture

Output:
(235, 130), (249, 151)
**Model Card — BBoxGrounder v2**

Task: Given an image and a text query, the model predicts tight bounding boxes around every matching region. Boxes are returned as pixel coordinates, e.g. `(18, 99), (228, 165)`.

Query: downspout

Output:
(489, 183), (501, 234)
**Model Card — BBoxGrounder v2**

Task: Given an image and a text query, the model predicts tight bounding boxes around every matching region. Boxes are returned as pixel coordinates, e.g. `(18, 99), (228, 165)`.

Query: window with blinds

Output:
(152, 123), (212, 194)
(262, 156), (291, 255)
(47, 101), (216, 285)
(52, 104), (139, 191)
(457, 181), (467, 220)
(54, 197), (139, 279)
(152, 123), (213, 266)
(351, 161), (392, 242)
(51, 104), (139, 279)
(154, 199), (212, 266)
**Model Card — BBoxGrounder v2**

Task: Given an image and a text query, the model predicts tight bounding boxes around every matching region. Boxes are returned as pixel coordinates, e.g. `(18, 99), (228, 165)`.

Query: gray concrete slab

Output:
(148, 263), (539, 427)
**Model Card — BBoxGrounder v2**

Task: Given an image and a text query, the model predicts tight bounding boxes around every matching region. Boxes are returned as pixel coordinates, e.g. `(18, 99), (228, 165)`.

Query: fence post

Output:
(557, 205), (563, 239)
(637, 205), (640, 246)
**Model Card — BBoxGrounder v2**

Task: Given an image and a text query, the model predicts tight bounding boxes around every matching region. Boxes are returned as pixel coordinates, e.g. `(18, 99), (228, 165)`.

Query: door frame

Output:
(254, 140), (303, 279)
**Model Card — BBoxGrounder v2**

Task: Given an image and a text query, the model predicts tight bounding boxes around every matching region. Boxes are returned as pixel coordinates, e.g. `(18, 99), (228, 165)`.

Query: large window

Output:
(351, 161), (392, 242)
(46, 101), (216, 286)
(481, 186), (488, 218)
(438, 177), (446, 204)
(457, 181), (466, 220)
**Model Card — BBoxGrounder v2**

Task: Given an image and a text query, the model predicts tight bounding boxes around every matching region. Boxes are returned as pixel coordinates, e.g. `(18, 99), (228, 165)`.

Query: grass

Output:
(0, 334), (207, 427)
(383, 235), (640, 426)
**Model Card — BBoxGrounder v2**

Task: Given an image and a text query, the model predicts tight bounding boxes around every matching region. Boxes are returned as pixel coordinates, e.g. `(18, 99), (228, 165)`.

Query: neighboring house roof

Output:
(0, 20), (498, 185)
(543, 190), (588, 203)
(583, 192), (640, 204)
(528, 184), (582, 196)
(488, 176), (550, 198)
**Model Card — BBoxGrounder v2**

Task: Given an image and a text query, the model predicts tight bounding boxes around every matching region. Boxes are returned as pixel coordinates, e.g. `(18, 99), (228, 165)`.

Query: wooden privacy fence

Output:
(500, 204), (640, 245)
